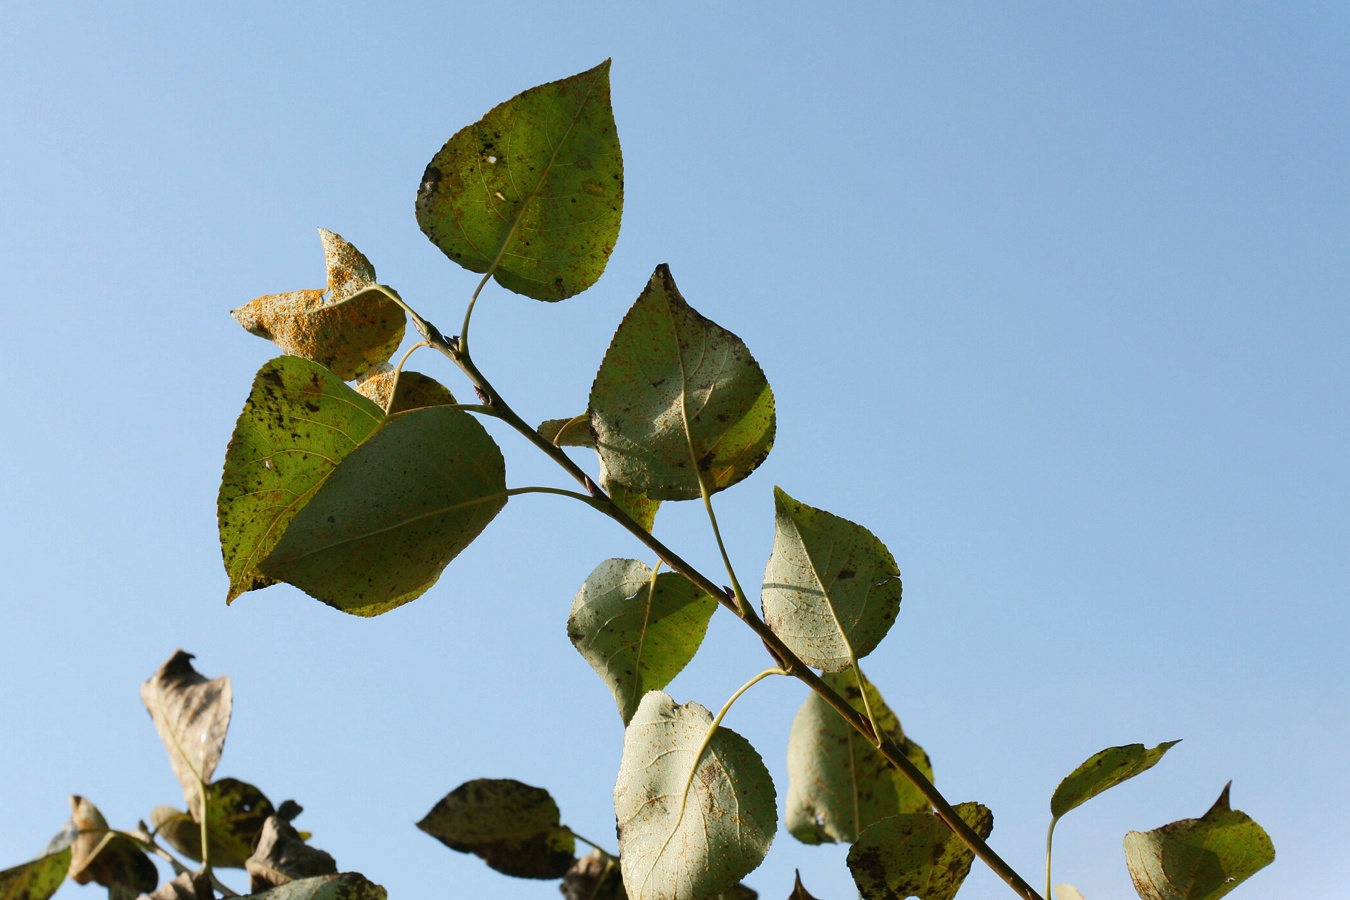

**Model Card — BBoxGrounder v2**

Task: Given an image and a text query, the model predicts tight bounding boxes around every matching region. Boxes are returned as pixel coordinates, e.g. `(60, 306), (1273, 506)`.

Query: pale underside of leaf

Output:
(140, 651), (232, 822)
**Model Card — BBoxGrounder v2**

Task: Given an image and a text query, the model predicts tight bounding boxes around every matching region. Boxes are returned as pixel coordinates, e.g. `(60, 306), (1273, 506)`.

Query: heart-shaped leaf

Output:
(590, 265), (775, 501)
(1053, 741), (1181, 822)
(1123, 783), (1274, 900)
(231, 232), (404, 380)
(219, 356), (384, 603)
(141, 651), (232, 821)
(568, 559), (718, 723)
(259, 405), (507, 616)
(847, 802), (993, 900)
(65, 795), (159, 895)
(761, 487), (901, 671)
(416, 61), (622, 301)
(614, 691), (776, 900)
(786, 671), (932, 844)
(417, 779), (575, 879)
(151, 777), (276, 868)
(0, 849), (70, 900)
(241, 873), (386, 900)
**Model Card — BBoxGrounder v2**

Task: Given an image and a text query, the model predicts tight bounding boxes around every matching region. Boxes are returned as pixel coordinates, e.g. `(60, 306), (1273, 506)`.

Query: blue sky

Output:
(2, 3), (1346, 898)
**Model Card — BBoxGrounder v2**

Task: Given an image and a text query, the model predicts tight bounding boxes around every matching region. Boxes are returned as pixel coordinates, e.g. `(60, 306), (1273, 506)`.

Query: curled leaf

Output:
(65, 795), (158, 895)
(416, 61), (622, 301)
(140, 651), (232, 820)
(151, 777), (276, 868)
(246, 814), (338, 892)
(417, 779), (575, 879)
(846, 802), (993, 900)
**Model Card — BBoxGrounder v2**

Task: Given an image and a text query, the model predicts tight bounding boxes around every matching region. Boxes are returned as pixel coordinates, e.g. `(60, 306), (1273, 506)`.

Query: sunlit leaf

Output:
(615, 691), (776, 900)
(65, 796), (158, 895)
(259, 405), (507, 616)
(0, 848), (70, 900)
(538, 416), (596, 448)
(246, 815), (337, 893)
(1123, 784), (1274, 900)
(141, 651), (232, 821)
(151, 777), (276, 868)
(847, 803), (993, 900)
(1052, 741), (1181, 822)
(219, 356), (384, 603)
(761, 487), (901, 671)
(355, 364), (456, 413)
(567, 559), (718, 723)
(417, 779), (575, 879)
(241, 874), (386, 900)
(786, 671), (931, 844)
(231, 232), (404, 380)
(416, 61), (622, 301)
(590, 264), (775, 501)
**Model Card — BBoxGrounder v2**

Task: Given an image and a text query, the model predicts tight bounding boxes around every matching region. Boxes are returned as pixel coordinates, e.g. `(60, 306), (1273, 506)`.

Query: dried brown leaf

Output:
(140, 651), (232, 820)
(65, 796), (158, 896)
(245, 815), (337, 893)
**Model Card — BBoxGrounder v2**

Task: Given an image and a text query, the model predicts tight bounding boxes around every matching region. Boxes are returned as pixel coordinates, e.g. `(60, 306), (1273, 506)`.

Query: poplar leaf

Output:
(218, 356), (384, 603)
(761, 488), (901, 671)
(416, 60), (622, 301)
(1123, 784), (1274, 900)
(614, 692), (776, 900)
(231, 232), (404, 380)
(560, 851), (625, 900)
(150, 777), (276, 868)
(259, 405), (507, 616)
(538, 415), (660, 530)
(141, 651), (232, 821)
(590, 264), (775, 501)
(0, 849), (70, 900)
(246, 815), (338, 892)
(1055, 886), (1087, 900)
(846, 803), (993, 900)
(417, 779), (575, 879)
(1052, 741), (1181, 822)
(786, 671), (931, 844)
(538, 416), (596, 448)
(65, 796), (158, 895)
(355, 364), (456, 413)
(567, 559), (717, 723)
(241, 874), (386, 900)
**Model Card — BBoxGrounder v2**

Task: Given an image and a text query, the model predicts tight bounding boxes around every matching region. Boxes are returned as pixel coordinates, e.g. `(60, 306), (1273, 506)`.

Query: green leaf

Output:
(259, 405), (507, 616)
(151, 777), (276, 868)
(0, 849), (70, 900)
(760, 487), (902, 671)
(219, 356), (385, 603)
(241, 874), (386, 900)
(847, 802), (994, 900)
(416, 60), (622, 301)
(567, 559), (718, 724)
(590, 264), (776, 501)
(786, 671), (932, 844)
(417, 779), (575, 879)
(65, 795), (159, 895)
(1052, 741), (1181, 822)
(140, 651), (232, 821)
(615, 691), (776, 900)
(538, 415), (661, 530)
(354, 365), (458, 414)
(1123, 784), (1274, 900)
(231, 231), (404, 380)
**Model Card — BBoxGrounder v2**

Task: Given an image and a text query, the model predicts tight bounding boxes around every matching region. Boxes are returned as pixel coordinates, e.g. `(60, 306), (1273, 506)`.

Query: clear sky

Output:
(3, 3), (1346, 899)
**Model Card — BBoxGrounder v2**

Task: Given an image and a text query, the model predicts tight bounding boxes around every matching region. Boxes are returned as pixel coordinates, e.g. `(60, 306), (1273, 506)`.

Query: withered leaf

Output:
(246, 815), (337, 893)
(65, 796), (158, 896)
(140, 651), (232, 821)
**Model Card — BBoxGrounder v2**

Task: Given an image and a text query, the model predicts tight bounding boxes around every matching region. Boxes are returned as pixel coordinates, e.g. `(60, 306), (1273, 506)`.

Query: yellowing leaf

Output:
(0, 848), (70, 900)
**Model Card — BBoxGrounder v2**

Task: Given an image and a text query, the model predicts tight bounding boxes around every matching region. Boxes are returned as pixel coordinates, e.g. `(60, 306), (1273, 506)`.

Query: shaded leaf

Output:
(0, 848), (70, 900)
(568, 559), (718, 723)
(538, 416), (595, 448)
(847, 802), (993, 900)
(1052, 741), (1181, 822)
(603, 474), (661, 533)
(219, 356), (385, 603)
(65, 796), (158, 895)
(615, 692), (776, 900)
(141, 651), (232, 821)
(1123, 784), (1274, 900)
(590, 265), (775, 501)
(231, 232), (404, 380)
(786, 671), (931, 844)
(561, 851), (625, 900)
(151, 777), (276, 868)
(241, 874), (386, 900)
(355, 365), (457, 414)
(761, 488), (901, 671)
(259, 405), (507, 616)
(416, 61), (622, 301)
(788, 871), (819, 900)
(417, 779), (575, 879)
(246, 815), (337, 892)
(538, 415), (660, 529)
(145, 872), (212, 900)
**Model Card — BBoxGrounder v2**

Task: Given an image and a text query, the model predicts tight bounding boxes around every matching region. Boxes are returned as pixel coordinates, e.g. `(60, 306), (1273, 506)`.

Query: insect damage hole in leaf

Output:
(416, 60), (623, 301)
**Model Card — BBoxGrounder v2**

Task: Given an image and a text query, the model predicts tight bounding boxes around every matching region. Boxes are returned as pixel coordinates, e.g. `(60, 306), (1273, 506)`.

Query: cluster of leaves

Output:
(3, 62), (1276, 900)
(1, 652), (385, 900)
